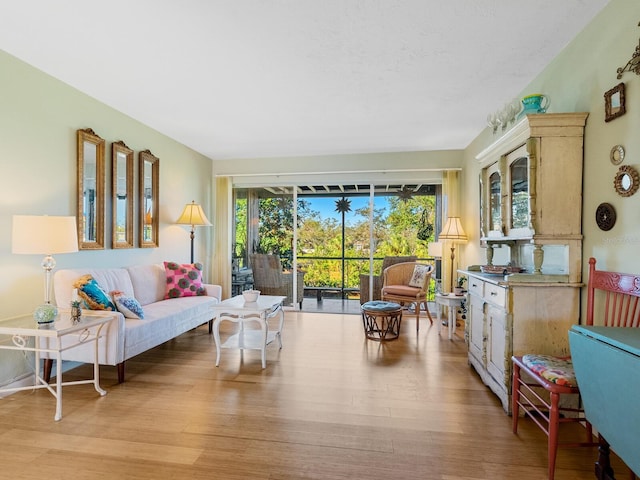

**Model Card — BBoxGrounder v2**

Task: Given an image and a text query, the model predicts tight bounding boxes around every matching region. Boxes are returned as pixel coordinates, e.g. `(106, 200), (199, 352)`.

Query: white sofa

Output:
(51, 263), (222, 382)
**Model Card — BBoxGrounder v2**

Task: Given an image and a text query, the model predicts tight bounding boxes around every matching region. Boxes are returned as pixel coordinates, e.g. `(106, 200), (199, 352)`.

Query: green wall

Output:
(461, 0), (640, 277)
(0, 50), (214, 387)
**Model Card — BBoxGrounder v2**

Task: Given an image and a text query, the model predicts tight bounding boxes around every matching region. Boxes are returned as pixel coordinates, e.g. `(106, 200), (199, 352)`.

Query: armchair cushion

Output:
(382, 285), (422, 297)
(408, 264), (430, 288)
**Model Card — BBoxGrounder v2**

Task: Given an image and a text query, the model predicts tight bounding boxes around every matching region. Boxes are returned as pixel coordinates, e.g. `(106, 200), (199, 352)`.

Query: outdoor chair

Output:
(249, 254), (304, 308)
(359, 256), (416, 304)
(381, 261), (433, 332)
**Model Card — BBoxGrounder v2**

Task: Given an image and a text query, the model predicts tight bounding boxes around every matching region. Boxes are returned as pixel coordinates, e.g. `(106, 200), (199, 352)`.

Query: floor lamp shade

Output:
(12, 215), (79, 320)
(176, 201), (212, 264)
(438, 217), (467, 292)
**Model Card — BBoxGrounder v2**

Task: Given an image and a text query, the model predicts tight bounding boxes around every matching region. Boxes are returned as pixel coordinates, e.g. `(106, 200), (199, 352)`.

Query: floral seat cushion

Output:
(522, 354), (577, 387)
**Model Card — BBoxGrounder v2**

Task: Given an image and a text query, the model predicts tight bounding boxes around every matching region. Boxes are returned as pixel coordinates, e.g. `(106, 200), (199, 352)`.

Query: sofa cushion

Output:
(74, 275), (117, 311)
(163, 262), (206, 299)
(111, 290), (144, 319)
(123, 296), (217, 360)
(127, 263), (166, 306)
(54, 268), (135, 307)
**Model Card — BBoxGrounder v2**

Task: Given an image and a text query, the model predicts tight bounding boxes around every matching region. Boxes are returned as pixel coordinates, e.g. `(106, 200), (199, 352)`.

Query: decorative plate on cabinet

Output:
(595, 203), (616, 231)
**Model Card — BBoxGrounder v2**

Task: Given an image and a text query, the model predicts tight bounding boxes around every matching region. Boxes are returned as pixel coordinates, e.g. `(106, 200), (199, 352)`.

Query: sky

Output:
(303, 196), (389, 224)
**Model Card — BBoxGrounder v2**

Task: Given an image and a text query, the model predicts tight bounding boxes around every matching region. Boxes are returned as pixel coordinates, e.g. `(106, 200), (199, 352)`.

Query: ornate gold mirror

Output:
(112, 141), (134, 248)
(138, 149), (159, 247)
(614, 165), (639, 197)
(77, 128), (105, 250)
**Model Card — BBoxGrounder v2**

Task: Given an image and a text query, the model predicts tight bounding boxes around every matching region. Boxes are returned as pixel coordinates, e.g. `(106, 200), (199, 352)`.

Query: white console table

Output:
(212, 295), (286, 368)
(0, 311), (115, 421)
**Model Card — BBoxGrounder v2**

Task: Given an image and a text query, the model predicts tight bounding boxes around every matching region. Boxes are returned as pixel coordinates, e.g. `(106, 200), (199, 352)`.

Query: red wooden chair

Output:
(512, 257), (640, 480)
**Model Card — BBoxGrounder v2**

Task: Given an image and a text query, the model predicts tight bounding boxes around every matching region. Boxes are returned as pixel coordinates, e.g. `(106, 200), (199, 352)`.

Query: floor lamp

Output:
(12, 215), (79, 322)
(438, 217), (467, 292)
(176, 201), (212, 264)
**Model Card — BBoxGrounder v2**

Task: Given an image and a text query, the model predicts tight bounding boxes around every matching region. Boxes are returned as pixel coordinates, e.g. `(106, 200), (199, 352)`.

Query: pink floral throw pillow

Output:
(164, 261), (206, 299)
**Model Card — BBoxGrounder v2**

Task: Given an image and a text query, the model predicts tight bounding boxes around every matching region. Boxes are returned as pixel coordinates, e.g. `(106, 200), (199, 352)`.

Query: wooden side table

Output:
(435, 293), (465, 340)
(361, 301), (402, 341)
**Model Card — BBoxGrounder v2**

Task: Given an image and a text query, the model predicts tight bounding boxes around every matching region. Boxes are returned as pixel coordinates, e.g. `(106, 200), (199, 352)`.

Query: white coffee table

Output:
(212, 295), (286, 368)
(0, 310), (115, 421)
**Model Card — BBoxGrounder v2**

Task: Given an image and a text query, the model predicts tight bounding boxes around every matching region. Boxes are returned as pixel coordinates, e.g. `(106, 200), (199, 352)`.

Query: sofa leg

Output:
(43, 359), (53, 383)
(208, 319), (213, 334)
(117, 362), (125, 383)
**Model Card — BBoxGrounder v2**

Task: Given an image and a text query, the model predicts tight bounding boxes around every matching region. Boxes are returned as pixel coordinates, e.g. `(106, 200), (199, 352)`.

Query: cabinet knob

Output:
(490, 291), (498, 296)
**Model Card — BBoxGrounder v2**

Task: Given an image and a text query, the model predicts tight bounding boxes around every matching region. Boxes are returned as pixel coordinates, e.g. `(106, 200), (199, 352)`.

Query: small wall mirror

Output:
(138, 149), (159, 248)
(77, 128), (105, 250)
(614, 165), (639, 197)
(112, 141), (134, 248)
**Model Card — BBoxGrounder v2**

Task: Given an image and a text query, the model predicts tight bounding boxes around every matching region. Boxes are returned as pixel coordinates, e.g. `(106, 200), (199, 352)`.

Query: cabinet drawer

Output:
(484, 283), (506, 307)
(468, 277), (484, 297)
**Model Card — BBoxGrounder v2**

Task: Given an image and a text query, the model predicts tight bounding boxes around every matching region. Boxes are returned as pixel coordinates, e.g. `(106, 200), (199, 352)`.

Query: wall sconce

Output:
(617, 21), (640, 79)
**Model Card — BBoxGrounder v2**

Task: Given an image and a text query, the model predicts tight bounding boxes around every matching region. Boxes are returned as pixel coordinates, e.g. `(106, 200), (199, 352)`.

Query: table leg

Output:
(93, 324), (107, 396)
(437, 302), (443, 336)
(448, 305), (455, 340)
(213, 316), (222, 367)
(55, 350), (63, 421)
(260, 313), (268, 369)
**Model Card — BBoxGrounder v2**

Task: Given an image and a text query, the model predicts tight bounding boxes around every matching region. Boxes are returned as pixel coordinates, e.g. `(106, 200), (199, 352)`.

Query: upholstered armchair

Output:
(359, 256), (416, 304)
(381, 261), (434, 332)
(249, 254), (304, 308)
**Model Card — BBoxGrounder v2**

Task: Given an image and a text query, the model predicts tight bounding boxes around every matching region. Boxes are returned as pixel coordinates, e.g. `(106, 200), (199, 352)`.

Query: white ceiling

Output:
(0, 1), (610, 160)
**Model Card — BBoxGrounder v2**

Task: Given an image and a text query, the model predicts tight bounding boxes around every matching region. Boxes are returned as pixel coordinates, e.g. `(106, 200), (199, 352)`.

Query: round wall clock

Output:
(595, 202), (616, 231)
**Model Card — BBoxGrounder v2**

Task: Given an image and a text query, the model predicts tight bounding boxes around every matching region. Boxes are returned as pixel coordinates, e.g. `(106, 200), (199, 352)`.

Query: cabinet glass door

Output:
(489, 171), (502, 233)
(510, 156), (529, 231)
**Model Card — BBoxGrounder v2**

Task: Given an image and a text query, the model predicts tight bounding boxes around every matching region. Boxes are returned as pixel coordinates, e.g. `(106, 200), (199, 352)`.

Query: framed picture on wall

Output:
(604, 82), (626, 122)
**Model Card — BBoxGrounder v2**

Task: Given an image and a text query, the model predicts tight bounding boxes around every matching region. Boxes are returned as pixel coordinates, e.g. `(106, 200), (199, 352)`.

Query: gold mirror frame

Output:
(138, 149), (159, 248)
(112, 141), (134, 248)
(614, 165), (639, 197)
(77, 128), (105, 250)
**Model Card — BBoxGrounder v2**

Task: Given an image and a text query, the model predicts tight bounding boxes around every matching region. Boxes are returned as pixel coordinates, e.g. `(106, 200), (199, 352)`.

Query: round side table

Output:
(435, 293), (465, 340)
(361, 301), (403, 341)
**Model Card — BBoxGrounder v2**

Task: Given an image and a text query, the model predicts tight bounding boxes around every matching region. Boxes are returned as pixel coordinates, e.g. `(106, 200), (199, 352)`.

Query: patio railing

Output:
(296, 255), (438, 302)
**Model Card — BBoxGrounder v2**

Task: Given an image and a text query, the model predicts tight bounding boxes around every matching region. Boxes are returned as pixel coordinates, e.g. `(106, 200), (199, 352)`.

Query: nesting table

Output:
(212, 295), (286, 368)
(0, 311), (115, 421)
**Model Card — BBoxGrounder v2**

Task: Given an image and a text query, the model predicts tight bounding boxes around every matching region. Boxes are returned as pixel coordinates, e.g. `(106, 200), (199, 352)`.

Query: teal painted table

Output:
(569, 326), (640, 479)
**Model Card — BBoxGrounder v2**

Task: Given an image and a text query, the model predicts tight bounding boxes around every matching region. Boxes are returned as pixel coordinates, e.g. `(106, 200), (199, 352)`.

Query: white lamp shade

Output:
(438, 216), (467, 243)
(428, 241), (443, 258)
(12, 215), (79, 255)
(176, 201), (211, 227)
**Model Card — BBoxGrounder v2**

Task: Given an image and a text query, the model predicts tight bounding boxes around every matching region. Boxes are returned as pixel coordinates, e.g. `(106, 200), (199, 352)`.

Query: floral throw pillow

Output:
(408, 265), (430, 289)
(164, 261), (206, 299)
(73, 274), (117, 311)
(111, 290), (145, 319)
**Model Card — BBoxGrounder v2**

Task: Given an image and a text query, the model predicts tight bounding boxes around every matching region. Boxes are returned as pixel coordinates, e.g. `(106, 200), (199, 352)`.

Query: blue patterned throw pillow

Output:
(111, 290), (144, 319)
(73, 275), (116, 311)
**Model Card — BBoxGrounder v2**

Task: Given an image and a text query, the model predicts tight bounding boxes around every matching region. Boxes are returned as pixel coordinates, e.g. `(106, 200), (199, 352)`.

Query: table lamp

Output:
(176, 201), (212, 264)
(12, 215), (79, 323)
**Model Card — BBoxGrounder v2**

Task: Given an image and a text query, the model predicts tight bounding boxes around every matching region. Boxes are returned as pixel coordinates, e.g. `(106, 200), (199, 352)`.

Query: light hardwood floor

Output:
(0, 311), (628, 479)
